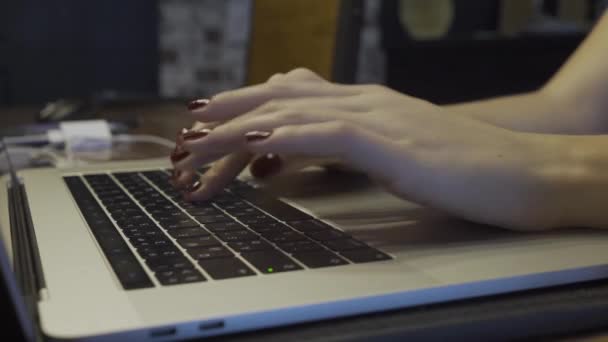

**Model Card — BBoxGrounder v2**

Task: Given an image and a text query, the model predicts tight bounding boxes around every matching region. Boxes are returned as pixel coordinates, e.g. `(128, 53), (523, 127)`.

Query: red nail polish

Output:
(176, 128), (189, 144)
(182, 128), (211, 141)
(250, 153), (282, 179)
(170, 150), (190, 162)
(185, 180), (202, 193)
(187, 98), (210, 111)
(245, 130), (272, 142)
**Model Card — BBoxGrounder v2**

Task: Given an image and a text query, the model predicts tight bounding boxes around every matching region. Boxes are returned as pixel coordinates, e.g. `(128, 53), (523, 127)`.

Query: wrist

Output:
(533, 134), (608, 229)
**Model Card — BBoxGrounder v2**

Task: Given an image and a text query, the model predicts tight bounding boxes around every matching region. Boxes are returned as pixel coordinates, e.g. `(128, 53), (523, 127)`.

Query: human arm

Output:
(445, 11), (608, 134)
(171, 72), (608, 231)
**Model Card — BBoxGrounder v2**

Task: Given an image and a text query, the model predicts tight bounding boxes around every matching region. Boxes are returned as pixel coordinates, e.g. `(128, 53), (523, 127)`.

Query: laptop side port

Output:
(149, 326), (177, 338)
(199, 320), (225, 331)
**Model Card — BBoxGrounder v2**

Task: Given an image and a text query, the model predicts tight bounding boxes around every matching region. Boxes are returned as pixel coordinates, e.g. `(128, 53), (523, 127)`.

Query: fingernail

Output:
(170, 150), (190, 162)
(182, 128), (212, 141)
(187, 98), (210, 111)
(245, 130), (272, 142)
(176, 128), (189, 144)
(185, 180), (202, 193)
(250, 153), (282, 179)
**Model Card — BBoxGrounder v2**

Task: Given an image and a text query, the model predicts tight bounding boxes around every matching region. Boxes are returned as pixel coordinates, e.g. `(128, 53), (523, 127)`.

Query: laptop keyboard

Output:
(64, 170), (391, 290)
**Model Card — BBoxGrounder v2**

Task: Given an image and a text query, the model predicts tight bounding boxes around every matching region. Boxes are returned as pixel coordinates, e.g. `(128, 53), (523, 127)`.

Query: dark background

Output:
(0, 0), (158, 105)
(0, 0), (601, 106)
(379, 0), (592, 103)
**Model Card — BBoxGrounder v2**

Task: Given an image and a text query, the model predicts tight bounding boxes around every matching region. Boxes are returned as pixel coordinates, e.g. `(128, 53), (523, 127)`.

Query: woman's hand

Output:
(171, 68), (561, 230)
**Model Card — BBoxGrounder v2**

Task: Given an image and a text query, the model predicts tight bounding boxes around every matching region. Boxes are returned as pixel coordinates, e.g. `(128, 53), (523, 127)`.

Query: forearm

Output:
(445, 88), (607, 134)
(412, 128), (608, 231)
(445, 12), (608, 135)
(532, 134), (608, 229)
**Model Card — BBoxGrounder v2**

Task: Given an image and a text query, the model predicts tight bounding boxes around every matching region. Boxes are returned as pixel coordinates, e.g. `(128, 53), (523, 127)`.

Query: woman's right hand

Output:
(171, 68), (558, 231)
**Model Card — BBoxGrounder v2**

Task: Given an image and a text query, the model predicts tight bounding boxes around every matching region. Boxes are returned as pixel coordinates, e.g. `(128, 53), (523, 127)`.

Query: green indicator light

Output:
(267, 267), (274, 273)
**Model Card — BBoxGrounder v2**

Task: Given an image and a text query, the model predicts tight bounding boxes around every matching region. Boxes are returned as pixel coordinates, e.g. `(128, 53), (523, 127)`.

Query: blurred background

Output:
(0, 0), (606, 107)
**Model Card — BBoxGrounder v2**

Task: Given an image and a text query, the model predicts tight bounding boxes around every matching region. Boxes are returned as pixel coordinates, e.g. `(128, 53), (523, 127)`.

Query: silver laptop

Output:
(2, 157), (608, 341)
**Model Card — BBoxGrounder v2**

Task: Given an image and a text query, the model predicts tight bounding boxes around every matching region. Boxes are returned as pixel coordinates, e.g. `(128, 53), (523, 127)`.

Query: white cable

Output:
(1, 129), (174, 172)
(0, 146), (63, 171)
(2, 134), (50, 146)
(112, 134), (175, 149)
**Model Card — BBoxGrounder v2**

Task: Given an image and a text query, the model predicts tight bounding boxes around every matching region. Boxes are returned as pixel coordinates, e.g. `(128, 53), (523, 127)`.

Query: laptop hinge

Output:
(8, 180), (46, 341)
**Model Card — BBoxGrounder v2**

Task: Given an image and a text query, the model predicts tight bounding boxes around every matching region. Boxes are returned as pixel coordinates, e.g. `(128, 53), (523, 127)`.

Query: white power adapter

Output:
(48, 120), (113, 163)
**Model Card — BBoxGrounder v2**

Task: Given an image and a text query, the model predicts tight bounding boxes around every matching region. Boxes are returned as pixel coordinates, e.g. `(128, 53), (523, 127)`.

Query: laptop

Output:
(2, 155), (608, 341)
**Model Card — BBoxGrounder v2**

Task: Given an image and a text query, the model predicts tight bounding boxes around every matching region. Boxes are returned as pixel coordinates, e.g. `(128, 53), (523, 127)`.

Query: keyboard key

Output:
(204, 221), (247, 233)
(241, 250), (303, 274)
(278, 240), (324, 254)
(235, 191), (311, 221)
(159, 220), (201, 230)
(198, 257), (256, 279)
(288, 220), (332, 233)
(263, 231), (307, 243)
(156, 268), (205, 285)
(97, 233), (128, 250)
(112, 258), (155, 289)
(167, 227), (209, 239)
(323, 238), (368, 251)
(139, 246), (183, 259)
(149, 210), (188, 220)
(339, 248), (392, 263)
(247, 221), (292, 234)
(292, 250), (348, 268)
(228, 240), (274, 253)
(237, 215), (276, 226)
(156, 213), (192, 222)
(217, 201), (251, 212)
(184, 207), (222, 216)
(306, 229), (347, 241)
(194, 214), (232, 224)
(188, 245), (234, 260)
(225, 207), (264, 217)
(115, 219), (157, 230)
(146, 256), (193, 272)
(177, 236), (222, 249)
(216, 230), (259, 243)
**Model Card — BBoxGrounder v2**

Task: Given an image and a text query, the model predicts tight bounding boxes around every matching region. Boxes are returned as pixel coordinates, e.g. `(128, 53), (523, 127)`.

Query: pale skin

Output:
(172, 11), (608, 231)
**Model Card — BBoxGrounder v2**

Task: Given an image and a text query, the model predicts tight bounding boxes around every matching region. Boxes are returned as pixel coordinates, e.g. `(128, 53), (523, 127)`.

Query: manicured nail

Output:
(245, 130), (272, 142)
(170, 150), (190, 162)
(187, 98), (210, 111)
(250, 153), (282, 179)
(185, 180), (202, 193)
(176, 128), (189, 144)
(182, 128), (212, 141)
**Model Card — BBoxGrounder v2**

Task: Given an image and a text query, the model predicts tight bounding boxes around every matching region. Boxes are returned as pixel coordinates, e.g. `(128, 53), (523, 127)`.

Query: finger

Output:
(171, 169), (197, 189)
(184, 151), (252, 201)
(180, 106), (364, 165)
(190, 81), (361, 122)
(283, 68), (327, 82)
(267, 72), (285, 83)
(243, 122), (407, 183)
(180, 108), (333, 159)
(191, 120), (222, 131)
(249, 154), (340, 179)
(267, 68), (326, 84)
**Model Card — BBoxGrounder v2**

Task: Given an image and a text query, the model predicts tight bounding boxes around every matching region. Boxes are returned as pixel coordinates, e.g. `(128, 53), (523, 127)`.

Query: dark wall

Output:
(380, 0), (587, 104)
(0, 0), (159, 105)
